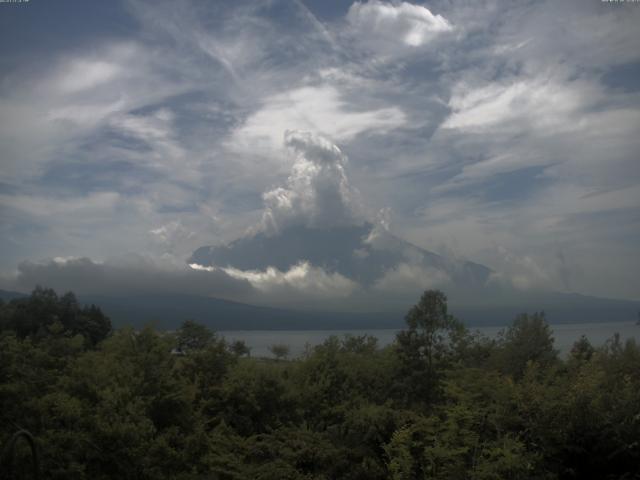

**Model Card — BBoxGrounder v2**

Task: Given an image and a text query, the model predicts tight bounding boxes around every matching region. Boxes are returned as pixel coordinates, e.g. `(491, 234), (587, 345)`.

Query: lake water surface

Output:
(221, 322), (639, 358)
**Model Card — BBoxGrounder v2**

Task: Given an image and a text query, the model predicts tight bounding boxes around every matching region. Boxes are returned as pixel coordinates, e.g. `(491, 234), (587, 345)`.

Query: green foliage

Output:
(214, 360), (298, 437)
(395, 290), (466, 405)
(268, 343), (290, 360)
(0, 286), (111, 346)
(229, 339), (251, 357)
(569, 335), (594, 363)
(1, 288), (639, 479)
(176, 319), (214, 352)
(493, 312), (558, 379)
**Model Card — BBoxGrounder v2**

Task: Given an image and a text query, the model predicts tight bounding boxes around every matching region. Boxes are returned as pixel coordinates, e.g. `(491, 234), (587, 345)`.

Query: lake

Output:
(220, 321), (640, 358)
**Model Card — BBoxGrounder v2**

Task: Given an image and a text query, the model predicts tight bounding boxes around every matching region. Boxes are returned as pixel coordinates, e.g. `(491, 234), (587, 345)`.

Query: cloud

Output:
(373, 262), (451, 295)
(441, 75), (601, 134)
(226, 85), (406, 155)
(485, 246), (552, 292)
(106, 108), (202, 181)
(1, 0), (639, 304)
(489, 1), (640, 71)
(346, 0), (452, 56)
(189, 128), (496, 306)
(10, 255), (252, 299)
(259, 131), (364, 232)
(149, 220), (197, 254)
(192, 261), (359, 299)
(0, 191), (123, 219)
(0, 39), (203, 193)
(7, 253), (362, 310)
(0, 187), (228, 272)
(54, 59), (123, 94)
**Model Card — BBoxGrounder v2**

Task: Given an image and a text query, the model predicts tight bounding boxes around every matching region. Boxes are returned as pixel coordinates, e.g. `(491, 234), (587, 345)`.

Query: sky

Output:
(1, 0), (639, 306)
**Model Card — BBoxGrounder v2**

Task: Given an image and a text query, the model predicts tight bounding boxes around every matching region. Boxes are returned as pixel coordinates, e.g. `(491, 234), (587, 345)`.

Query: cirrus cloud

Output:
(226, 85), (406, 155)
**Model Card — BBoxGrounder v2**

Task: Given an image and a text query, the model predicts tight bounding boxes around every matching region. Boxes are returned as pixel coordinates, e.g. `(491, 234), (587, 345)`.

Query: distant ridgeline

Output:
(0, 289), (27, 301)
(3, 284), (639, 331)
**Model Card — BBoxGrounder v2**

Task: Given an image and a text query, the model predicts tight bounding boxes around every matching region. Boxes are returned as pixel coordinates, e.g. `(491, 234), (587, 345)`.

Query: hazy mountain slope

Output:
(3, 287), (638, 330)
(0, 289), (27, 301)
(79, 293), (401, 330)
(190, 223), (492, 288)
(184, 223), (640, 329)
(84, 292), (640, 330)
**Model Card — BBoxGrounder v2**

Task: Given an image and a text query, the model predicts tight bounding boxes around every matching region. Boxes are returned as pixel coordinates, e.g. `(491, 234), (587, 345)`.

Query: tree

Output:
(230, 339), (251, 357)
(340, 334), (378, 355)
(395, 290), (465, 405)
(176, 320), (214, 353)
(0, 287), (110, 346)
(570, 335), (594, 362)
(496, 312), (557, 379)
(269, 344), (290, 361)
(75, 303), (111, 347)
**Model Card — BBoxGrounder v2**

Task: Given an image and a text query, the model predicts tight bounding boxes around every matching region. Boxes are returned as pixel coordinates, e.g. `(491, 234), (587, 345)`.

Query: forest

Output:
(1, 287), (639, 479)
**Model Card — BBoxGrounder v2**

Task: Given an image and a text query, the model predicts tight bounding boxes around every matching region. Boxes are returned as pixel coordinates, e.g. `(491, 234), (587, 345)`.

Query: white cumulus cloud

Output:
(260, 131), (364, 232)
(347, 0), (452, 55)
(219, 261), (359, 298)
